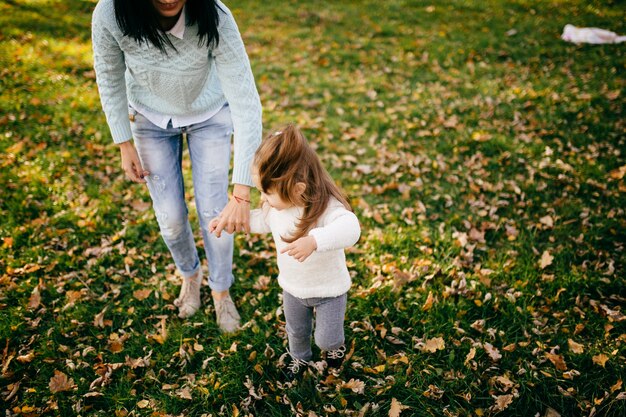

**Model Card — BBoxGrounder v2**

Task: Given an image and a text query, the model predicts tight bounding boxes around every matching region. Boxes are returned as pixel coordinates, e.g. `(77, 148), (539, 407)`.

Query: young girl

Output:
(211, 124), (360, 379)
(92, 0), (262, 331)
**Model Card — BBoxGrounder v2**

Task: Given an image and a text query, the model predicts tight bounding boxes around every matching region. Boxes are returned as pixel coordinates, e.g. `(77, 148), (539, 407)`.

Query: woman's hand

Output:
(211, 184), (251, 237)
(119, 141), (149, 183)
(280, 236), (317, 262)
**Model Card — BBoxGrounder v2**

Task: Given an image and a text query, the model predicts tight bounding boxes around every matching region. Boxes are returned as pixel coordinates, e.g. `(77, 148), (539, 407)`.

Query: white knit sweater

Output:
(249, 198), (361, 299)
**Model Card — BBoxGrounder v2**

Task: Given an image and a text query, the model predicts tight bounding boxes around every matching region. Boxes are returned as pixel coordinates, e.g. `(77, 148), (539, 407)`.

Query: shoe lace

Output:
(288, 357), (306, 374)
(326, 345), (346, 360)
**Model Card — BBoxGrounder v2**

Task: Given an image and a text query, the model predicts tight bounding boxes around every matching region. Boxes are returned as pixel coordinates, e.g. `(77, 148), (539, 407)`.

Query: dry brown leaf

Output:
(16, 352), (35, 363)
(484, 343), (502, 362)
(492, 394), (514, 411)
(567, 339), (584, 354)
(422, 337), (445, 353)
(544, 407), (561, 417)
(608, 165), (626, 180)
(539, 215), (554, 228)
(545, 353), (567, 371)
(389, 397), (410, 417)
(176, 387), (193, 400)
(422, 291), (434, 311)
(592, 354), (609, 368)
(610, 379), (622, 393)
(342, 378), (365, 394)
(540, 250), (553, 269)
(423, 384), (444, 399)
(28, 285), (41, 310)
(49, 370), (75, 393)
(133, 289), (152, 301)
(464, 347), (476, 366)
(136, 400), (149, 408)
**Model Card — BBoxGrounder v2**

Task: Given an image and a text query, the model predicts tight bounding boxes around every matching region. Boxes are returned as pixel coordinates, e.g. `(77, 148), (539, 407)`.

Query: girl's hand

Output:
(280, 236), (317, 262)
(119, 141), (149, 183)
(212, 184), (251, 237)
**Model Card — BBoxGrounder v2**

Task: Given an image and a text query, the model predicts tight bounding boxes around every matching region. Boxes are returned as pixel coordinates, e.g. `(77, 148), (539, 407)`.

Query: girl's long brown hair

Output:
(254, 124), (351, 243)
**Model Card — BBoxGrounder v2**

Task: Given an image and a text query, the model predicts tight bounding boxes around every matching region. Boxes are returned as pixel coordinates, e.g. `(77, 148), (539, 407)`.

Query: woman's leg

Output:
(130, 114), (202, 317)
(186, 104), (240, 331)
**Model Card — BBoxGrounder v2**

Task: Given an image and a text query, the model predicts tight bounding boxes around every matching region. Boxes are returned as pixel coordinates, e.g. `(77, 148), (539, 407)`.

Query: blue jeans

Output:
(129, 104), (234, 292)
(282, 291), (347, 361)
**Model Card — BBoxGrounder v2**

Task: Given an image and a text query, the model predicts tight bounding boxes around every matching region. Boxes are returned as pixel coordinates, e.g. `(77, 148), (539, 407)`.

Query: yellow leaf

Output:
(422, 291), (434, 311)
(567, 339), (584, 354)
(136, 400), (149, 408)
(422, 337), (445, 353)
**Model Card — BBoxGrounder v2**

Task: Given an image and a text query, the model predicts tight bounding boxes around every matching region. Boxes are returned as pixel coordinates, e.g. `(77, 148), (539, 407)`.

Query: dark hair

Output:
(254, 124), (352, 243)
(114, 0), (221, 53)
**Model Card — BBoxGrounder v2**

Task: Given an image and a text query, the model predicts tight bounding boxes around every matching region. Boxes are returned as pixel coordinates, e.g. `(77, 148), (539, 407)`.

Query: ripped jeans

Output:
(129, 104), (234, 292)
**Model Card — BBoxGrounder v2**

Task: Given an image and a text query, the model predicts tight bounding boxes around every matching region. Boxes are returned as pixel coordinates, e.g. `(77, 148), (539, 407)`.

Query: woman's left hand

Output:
(211, 184), (251, 237)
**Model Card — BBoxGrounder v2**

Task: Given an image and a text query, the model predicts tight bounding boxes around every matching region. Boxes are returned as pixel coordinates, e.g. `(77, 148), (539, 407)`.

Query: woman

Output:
(91, 0), (262, 332)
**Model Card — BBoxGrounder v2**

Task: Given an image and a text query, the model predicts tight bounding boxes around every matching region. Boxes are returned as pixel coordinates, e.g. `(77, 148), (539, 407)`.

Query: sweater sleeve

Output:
(213, 2), (262, 187)
(249, 208), (271, 234)
(308, 204), (361, 252)
(91, 1), (132, 144)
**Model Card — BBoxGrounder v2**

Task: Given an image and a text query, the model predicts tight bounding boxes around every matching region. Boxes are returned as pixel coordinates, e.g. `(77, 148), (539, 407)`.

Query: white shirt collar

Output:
(166, 6), (186, 39)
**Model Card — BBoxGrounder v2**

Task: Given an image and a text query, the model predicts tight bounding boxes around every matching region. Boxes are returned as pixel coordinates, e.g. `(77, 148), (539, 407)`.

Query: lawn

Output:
(0, 0), (625, 416)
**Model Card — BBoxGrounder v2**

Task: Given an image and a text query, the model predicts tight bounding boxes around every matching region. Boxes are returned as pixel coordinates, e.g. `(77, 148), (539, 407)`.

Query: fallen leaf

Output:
(136, 400), (149, 408)
(545, 353), (567, 371)
(28, 285), (41, 310)
(568, 339), (584, 354)
(608, 165), (626, 180)
(423, 384), (444, 399)
(540, 250), (553, 269)
(492, 394), (514, 411)
(176, 387), (192, 400)
(484, 343), (502, 362)
(49, 370), (75, 393)
(422, 291), (434, 311)
(389, 397), (410, 417)
(133, 289), (152, 301)
(342, 378), (365, 394)
(592, 354), (609, 368)
(544, 407), (561, 417)
(422, 337), (445, 353)
(539, 215), (554, 228)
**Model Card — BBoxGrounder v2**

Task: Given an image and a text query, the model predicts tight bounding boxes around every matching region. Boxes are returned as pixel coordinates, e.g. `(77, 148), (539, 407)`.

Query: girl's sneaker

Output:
(323, 345), (346, 369)
(283, 355), (309, 381)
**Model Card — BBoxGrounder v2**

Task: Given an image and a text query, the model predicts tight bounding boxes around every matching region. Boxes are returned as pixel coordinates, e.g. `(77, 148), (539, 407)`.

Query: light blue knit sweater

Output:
(91, 0), (262, 186)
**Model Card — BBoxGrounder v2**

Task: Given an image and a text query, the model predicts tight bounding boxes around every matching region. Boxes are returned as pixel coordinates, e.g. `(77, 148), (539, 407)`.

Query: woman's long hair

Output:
(114, 0), (221, 53)
(254, 124), (352, 243)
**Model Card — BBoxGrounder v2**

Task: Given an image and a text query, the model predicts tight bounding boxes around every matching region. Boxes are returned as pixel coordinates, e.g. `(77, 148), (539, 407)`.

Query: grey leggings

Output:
(283, 290), (347, 361)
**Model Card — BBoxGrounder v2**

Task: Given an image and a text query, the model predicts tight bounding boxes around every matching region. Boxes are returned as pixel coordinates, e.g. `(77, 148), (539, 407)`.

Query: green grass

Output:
(1, 0), (625, 416)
